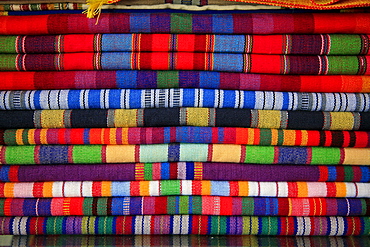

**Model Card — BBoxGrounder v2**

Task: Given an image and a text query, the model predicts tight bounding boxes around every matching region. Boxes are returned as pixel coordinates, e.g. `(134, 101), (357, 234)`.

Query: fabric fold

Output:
(1, 163), (368, 182)
(1, 13), (370, 35)
(0, 144), (369, 165)
(1, 71), (369, 93)
(0, 181), (369, 198)
(1, 89), (369, 111)
(1, 53), (369, 75)
(1, 127), (369, 147)
(1, 108), (369, 130)
(1, 196), (369, 216)
(1, 34), (368, 55)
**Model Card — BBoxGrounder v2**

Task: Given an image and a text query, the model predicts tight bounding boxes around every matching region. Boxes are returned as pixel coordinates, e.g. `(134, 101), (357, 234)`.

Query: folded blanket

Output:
(1, 53), (368, 75)
(227, 0), (370, 10)
(2, 89), (369, 111)
(1, 34), (368, 55)
(1, 108), (369, 130)
(0, 144), (369, 165)
(1, 163), (368, 182)
(1, 197), (369, 216)
(1, 71), (370, 93)
(1, 13), (370, 35)
(2, 215), (369, 235)
(7, 235), (370, 247)
(1, 181), (369, 197)
(2, 127), (369, 147)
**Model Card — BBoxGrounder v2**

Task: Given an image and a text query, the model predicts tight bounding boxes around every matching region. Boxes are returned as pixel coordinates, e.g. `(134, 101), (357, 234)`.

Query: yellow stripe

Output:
(3, 183), (14, 198)
(40, 110), (66, 128)
(40, 129), (48, 144)
(201, 180), (211, 195)
(330, 112), (355, 130)
(301, 130), (309, 146)
(282, 129), (295, 146)
(101, 181), (111, 197)
(43, 182), (54, 198)
(140, 181), (150, 196)
(186, 108), (209, 127)
(238, 181), (249, 196)
(270, 129), (278, 145)
(242, 217), (252, 235)
(109, 128), (117, 145)
(27, 129), (36, 145)
(297, 182), (308, 197)
(247, 128), (254, 145)
(15, 129), (24, 145)
(343, 148), (370, 165)
(194, 162), (203, 180)
(135, 163), (145, 181)
(105, 145), (135, 163)
(257, 110), (282, 129)
(336, 182), (347, 198)
(212, 144), (241, 163)
(114, 109), (138, 127)
(121, 128), (129, 145)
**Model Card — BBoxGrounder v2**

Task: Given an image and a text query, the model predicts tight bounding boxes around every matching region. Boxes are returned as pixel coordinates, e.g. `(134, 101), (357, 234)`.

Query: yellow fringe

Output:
(84, 0), (109, 23)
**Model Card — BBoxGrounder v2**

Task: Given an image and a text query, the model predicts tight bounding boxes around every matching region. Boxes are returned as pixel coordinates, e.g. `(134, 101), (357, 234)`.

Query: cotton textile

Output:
(1, 53), (369, 75)
(1, 71), (369, 93)
(1, 34), (369, 55)
(1, 181), (369, 198)
(2, 127), (369, 147)
(2, 108), (370, 130)
(8, 235), (370, 247)
(1, 144), (369, 165)
(2, 89), (369, 112)
(1, 197), (369, 216)
(1, 13), (370, 35)
(2, 163), (369, 182)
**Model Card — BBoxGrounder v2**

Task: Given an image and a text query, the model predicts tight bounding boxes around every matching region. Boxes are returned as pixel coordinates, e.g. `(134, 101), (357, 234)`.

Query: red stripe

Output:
(326, 182), (336, 197)
(229, 181), (239, 196)
(318, 165), (329, 182)
(130, 181), (140, 196)
(8, 166), (19, 182)
(92, 181), (102, 197)
(220, 197), (233, 215)
(32, 182), (44, 198)
(0, 183), (4, 197)
(69, 198), (84, 215)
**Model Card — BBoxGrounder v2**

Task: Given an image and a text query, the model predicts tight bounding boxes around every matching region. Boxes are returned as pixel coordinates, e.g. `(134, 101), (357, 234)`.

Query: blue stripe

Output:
(112, 182), (130, 196)
(111, 197), (123, 215)
(108, 90), (121, 109)
(211, 181), (229, 196)
(282, 92), (290, 110)
(186, 162), (195, 180)
(360, 166), (370, 182)
(327, 166), (337, 182)
(102, 34), (132, 52)
(0, 166), (9, 182)
(182, 89), (194, 107)
(199, 71), (218, 88)
(128, 89), (141, 109)
(202, 89), (215, 108)
(83, 129), (90, 144)
(101, 53), (131, 70)
(222, 90), (235, 108)
(243, 91), (255, 109)
(212, 14), (233, 33)
(88, 90), (101, 109)
(67, 90), (79, 109)
(116, 71), (137, 88)
(164, 127), (171, 143)
(33, 91), (41, 109)
(161, 162), (170, 180)
(130, 13), (151, 33)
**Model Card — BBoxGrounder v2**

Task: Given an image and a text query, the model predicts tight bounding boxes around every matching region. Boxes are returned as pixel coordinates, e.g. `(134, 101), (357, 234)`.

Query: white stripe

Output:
(149, 181), (160, 196)
(277, 182), (289, 197)
(143, 215), (151, 234)
(64, 182), (83, 197)
(134, 216), (143, 234)
(173, 215), (181, 234)
(329, 217), (338, 236)
(177, 162), (187, 180)
(100, 89), (109, 109)
(181, 180), (193, 195)
(12, 217), (22, 235)
(13, 182), (34, 198)
(52, 181), (63, 197)
(79, 89), (90, 109)
(59, 90), (70, 110)
(356, 183), (370, 197)
(82, 181), (93, 197)
(248, 181), (259, 196)
(181, 215), (189, 234)
(260, 182), (277, 197)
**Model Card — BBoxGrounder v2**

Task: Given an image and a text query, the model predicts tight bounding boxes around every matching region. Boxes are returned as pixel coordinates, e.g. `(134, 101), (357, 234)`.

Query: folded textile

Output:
(8, 235), (370, 247)
(2, 127), (369, 147)
(1, 144), (369, 165)
(1, 215), (369, 235)
(1, 71), (370, 93)
(226, 0), (370, 10)
(2, 89), (369, 111)
(0, 3), (82, 11)
(1, 196), (369, 216)
(1, 53), (369, 75)
(1, 108), (369, 130)
(2, 163), (368, 182)
(1, 13), (370, 35)
(1, 34), (368, 55)
(1, 181), (369, 197)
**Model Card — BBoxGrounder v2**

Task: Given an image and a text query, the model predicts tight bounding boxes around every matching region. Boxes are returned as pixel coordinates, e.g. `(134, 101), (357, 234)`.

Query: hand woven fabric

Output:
(1, 127), (369, 147)
(1, 10), (370, 239)
(1, 108), (370, 130)
(1, 71), (369, 92)
(1, 89), (369, 111)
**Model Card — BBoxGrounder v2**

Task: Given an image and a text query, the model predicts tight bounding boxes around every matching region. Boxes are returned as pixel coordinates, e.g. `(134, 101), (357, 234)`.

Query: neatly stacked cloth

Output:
(0, 11), (369, 236)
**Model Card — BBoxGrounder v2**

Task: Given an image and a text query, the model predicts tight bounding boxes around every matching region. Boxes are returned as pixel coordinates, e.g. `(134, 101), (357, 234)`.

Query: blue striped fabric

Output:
(1, 89), (369, 111)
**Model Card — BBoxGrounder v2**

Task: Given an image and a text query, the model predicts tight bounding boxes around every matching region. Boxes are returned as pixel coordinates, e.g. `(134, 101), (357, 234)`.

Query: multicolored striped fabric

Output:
(1, 13), (370, 35)
(1, 127), (369, 147)
(1, 181), (369, 198)
(2, 163), (369, 182)
(2, 108), (370, 130)
(9, 235), (370, 247)
(0, 3), (82, 12)
(1, 71), (369, 93)
(1, 215), (369, 235)
(1, 196), (369, 216)
(1, 53), (369, 75)
(1, 34), (369, 55)
(1, 144), (369, 165)
(1, 89), (369, 112)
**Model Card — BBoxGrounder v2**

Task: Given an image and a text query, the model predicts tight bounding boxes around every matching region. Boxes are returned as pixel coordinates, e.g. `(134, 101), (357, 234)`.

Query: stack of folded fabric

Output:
(0, 10), (369, 238)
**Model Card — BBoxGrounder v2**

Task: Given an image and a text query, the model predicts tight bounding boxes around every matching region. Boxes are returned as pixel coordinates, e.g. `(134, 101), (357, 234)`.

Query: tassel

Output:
(83, 0), (109, 22)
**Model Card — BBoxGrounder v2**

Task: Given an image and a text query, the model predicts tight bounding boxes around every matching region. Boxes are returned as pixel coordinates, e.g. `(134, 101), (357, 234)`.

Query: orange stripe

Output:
(43, 182), (53, 198)
(336, 182), (347, 197)
(3, 183), (14, 198)
(101, 181), (111, 197)
(238, 181), (249, 196)
(194, 162), (203, 180)
(297, 182), (308, 197)
(201, 181), (211, 196)
(15, 129), (24, 145)
(135, 163), (145, 181)
(121, 128), (129, 145)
